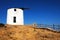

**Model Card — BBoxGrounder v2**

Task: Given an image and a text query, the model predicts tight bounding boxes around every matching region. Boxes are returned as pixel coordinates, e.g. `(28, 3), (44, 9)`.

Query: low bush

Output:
(0, 23), (5, 27)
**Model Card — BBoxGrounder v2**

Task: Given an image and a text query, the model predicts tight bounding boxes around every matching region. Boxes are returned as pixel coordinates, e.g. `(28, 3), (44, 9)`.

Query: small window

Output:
(14, 9), (16, 11)
(13, 17), (16, 23)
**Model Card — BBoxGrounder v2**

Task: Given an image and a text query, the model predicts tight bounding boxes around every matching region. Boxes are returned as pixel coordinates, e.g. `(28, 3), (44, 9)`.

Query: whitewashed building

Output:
(7, 8), (24, 25)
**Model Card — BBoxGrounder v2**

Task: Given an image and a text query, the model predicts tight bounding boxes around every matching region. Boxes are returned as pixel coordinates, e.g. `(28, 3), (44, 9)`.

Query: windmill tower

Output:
(7, 8), (28, 25)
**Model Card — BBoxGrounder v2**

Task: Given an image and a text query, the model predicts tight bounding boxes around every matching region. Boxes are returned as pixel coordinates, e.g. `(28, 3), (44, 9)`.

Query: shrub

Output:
(0, 23), (5, 27)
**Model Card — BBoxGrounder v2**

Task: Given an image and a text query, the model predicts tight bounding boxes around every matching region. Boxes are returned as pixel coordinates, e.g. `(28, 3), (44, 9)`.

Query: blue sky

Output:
(0, 0), (60, 24)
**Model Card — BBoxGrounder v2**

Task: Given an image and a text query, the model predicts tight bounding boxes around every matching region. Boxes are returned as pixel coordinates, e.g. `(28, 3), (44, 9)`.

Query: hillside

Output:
(0, 24), (60, 40)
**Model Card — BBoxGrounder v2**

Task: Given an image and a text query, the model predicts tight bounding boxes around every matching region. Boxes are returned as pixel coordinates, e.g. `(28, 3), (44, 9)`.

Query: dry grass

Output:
(0, 24), (60, 40)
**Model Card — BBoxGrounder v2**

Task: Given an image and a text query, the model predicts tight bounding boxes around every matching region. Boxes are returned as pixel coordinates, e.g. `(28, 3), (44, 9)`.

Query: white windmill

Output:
(7, 8), (28, 25)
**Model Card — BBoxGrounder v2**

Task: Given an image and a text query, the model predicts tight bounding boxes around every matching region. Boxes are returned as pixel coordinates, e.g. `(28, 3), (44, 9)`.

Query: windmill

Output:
(7, 8), (29, 25)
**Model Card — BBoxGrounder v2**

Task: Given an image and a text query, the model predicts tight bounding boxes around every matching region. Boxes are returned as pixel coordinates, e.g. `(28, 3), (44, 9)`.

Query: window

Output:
(14, 9), (16, 11)
(13, 17), (16, 23)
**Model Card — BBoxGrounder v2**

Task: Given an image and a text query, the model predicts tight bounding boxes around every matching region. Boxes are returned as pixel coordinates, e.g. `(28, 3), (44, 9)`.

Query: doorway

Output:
(13, 16), (16, 23)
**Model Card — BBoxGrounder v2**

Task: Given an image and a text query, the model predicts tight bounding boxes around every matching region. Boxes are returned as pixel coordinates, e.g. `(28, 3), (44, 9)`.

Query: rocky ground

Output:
(0, 24), (60, 40)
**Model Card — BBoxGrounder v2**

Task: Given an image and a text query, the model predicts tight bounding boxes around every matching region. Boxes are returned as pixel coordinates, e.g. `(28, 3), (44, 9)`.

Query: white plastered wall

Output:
(7, 8), (24, 25)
